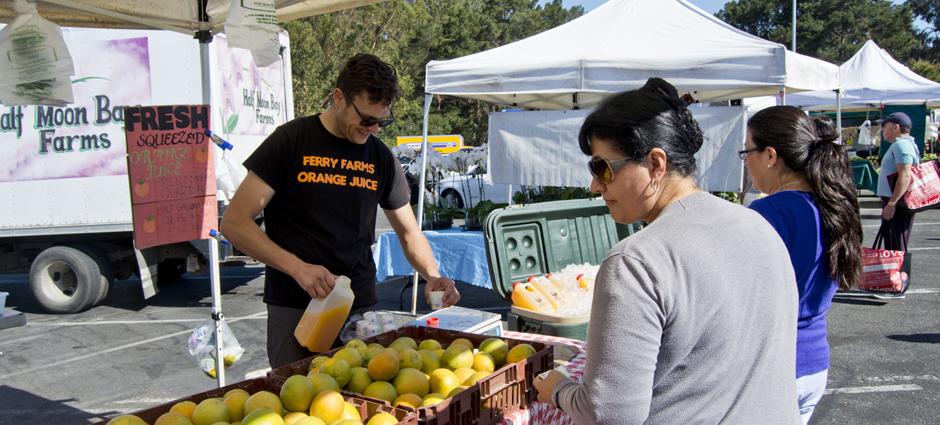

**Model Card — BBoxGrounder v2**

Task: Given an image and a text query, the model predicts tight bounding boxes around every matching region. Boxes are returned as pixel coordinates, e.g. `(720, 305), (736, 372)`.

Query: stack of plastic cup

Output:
(356, 320), (369, 339)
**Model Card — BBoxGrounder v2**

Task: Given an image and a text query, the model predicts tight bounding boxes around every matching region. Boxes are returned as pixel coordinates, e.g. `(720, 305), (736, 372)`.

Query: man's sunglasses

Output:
(351, 102), (395, 128)
(588, 157), (632, 185)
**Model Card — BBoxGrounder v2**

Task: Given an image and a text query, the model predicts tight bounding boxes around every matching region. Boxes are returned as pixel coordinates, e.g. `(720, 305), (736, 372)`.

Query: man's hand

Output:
(291, 263), (336, 298)
(883, 201), (897, 220)
(425, 276), (460, 306)
(534, 370), (567, 405)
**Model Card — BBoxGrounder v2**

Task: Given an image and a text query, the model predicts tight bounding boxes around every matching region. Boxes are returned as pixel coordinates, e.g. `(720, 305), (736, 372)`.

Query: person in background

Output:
(533, 78), (800, 425)
(222, 54), (459, 368)
(744, 106), (862, 424)
(876, 112), (920, 251)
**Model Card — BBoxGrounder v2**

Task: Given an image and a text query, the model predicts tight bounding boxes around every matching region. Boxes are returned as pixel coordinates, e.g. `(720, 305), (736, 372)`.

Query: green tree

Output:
(909, 59), (940, 82)
(717, 0), (923, 64)
(907, 0), (939, 61)
(284, 0), (583, 147)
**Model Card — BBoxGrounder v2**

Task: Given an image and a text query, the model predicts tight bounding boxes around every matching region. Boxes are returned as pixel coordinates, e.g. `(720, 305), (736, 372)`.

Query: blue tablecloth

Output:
(373, 228), (492, 289)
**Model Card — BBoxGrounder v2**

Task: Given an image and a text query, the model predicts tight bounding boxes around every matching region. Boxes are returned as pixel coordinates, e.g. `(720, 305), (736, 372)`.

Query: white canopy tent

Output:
(412, 0), (840, 311)
(424, 0), (840, 110)
(1, 0), (382, 388)
(788, 40), (940, 111)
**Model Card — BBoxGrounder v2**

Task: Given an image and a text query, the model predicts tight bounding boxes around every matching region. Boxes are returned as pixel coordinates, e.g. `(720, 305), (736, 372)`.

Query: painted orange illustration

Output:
(134, 178), (150, 197)
(195, 145), (209, 163)
(143, 214), (157, 233)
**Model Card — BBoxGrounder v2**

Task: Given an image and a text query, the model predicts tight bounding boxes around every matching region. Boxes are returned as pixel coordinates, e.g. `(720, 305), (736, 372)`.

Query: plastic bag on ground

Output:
(187, 319), (245, 378)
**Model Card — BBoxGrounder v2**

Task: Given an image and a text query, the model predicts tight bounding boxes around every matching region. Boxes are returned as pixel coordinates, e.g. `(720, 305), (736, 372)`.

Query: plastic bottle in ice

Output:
(511, 282), (556, 313)
(527, 276), (563, 309)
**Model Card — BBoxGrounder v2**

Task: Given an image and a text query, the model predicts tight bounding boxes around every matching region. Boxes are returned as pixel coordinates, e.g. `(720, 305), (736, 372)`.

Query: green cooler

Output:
(483, 199), (636, 340)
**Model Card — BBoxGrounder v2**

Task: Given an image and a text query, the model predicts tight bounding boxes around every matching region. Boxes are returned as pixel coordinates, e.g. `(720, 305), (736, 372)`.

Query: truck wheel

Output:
(157, 259), (187, 282)
(73, 244), (113, 306)
(29, 246), (106, 313)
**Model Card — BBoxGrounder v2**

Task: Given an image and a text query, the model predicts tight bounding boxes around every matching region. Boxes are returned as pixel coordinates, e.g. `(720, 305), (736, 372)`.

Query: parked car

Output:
(437, 166), (518, 209)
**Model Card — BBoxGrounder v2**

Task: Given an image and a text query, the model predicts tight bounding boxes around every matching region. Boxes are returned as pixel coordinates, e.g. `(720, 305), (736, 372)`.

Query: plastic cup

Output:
(356, 320), (368, 338)
(0, 291), (7, 314)
(429, 291), (445, 310)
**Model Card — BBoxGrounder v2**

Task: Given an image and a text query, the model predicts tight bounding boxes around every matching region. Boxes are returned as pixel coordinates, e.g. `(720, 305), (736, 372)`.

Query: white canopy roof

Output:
(0, 0), (381, 34)
(425, 0), (839, 109)
(788, 40), (940, 110)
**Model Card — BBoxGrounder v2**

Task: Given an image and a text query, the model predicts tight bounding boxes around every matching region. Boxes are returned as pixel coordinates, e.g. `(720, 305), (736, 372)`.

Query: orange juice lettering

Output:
(511, 282), (556, 314)
(294, 275), (355, 352)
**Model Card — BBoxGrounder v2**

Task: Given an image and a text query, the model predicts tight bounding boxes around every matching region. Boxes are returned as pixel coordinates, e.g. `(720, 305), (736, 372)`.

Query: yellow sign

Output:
(396, 135), (464, 154)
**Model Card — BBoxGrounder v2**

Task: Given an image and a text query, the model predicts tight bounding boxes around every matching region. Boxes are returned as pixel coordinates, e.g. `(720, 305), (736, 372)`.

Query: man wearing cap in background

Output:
(877, 112), (920, 250)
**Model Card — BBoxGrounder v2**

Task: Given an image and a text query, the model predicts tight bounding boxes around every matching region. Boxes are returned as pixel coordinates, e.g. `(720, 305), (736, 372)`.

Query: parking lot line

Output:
(0, 311), (266, 381)
(29, 314), (267, 327)
(825, 384), (923, 395)
(863, 221), (940, 228)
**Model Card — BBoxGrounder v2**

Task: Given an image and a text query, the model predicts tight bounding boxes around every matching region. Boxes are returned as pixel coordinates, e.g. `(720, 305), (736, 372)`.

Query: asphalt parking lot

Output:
(0, 193), (937, 424)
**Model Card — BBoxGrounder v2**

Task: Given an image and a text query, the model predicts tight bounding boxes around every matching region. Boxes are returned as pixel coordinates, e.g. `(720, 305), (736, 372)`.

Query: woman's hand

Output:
(534, 369), (568, 406)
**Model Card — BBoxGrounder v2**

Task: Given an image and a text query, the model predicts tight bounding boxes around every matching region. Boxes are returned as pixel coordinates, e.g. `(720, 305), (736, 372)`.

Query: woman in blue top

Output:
(742, 107), (862, 424)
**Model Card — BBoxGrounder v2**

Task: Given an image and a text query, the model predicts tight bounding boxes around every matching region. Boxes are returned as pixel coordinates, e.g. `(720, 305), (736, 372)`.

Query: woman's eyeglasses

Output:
(737, 147), (764, 160)
(588, 157), (632, 185)
(351, 102), (395, 128)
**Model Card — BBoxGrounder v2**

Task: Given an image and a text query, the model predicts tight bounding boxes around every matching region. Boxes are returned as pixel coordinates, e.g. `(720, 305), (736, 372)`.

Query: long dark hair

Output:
(578, 78), (704, 177)
(748, 106), (862, 290)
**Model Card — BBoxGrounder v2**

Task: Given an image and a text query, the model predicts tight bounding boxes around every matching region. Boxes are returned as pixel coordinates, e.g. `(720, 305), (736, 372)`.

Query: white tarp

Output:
(488, 106), (747, 191)
(788, 40), (940, 110)
(0, 0), (382, 34)
(426, 0), (838, 109)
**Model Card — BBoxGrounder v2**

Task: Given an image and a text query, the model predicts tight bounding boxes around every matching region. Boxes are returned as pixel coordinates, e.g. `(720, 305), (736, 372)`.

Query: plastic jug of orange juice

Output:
(294, 275), (355, 352)
(511, 282), (556, 314)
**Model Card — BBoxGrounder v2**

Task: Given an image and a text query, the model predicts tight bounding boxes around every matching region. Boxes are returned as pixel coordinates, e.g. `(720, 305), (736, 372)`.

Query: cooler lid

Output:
(483, 198), (636, 300)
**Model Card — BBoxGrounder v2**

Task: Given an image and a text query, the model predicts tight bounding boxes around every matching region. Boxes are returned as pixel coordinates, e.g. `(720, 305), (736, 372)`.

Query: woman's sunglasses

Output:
(737, 146), (764, 160)
(351, 102), (395, 128)
(588, 157), (632, 185)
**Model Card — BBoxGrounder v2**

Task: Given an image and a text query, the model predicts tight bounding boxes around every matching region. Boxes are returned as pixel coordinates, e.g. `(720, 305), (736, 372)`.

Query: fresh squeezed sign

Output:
(125, 105), (216, 249)
(0, 37), (152, 182)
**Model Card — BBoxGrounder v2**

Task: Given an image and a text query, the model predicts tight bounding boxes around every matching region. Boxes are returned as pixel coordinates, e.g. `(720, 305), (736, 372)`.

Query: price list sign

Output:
(125, 105), (216, 249)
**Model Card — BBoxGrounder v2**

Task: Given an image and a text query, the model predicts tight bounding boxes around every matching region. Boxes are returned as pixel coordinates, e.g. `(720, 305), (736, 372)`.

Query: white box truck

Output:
(0, 27), (294, 313)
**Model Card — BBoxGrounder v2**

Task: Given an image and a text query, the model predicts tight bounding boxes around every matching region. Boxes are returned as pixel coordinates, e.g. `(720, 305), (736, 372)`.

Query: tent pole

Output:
(412, 94), (433, 315)
(791, 0), (797, 52)
(836, 89), (843, 144)
(507, 184), (513, 206)
(197, 1), (224, 388)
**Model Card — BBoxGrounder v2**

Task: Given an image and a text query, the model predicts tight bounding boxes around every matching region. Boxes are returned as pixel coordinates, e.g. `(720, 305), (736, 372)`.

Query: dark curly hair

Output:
(748, 106), (862, 290)
(336, 53), (399, 105)
(578, 78), (704, 177)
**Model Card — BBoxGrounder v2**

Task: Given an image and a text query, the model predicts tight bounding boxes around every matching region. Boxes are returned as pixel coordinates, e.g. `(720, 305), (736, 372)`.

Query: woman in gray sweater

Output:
(533, 78), (801, 424)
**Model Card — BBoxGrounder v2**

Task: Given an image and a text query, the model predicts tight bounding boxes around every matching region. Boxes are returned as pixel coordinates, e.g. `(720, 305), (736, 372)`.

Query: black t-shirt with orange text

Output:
(243, 114), (409, 309)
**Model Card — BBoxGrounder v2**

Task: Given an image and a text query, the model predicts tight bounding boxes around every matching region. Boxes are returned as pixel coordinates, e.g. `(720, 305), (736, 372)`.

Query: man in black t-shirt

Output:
(221, 54), (460, 367)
